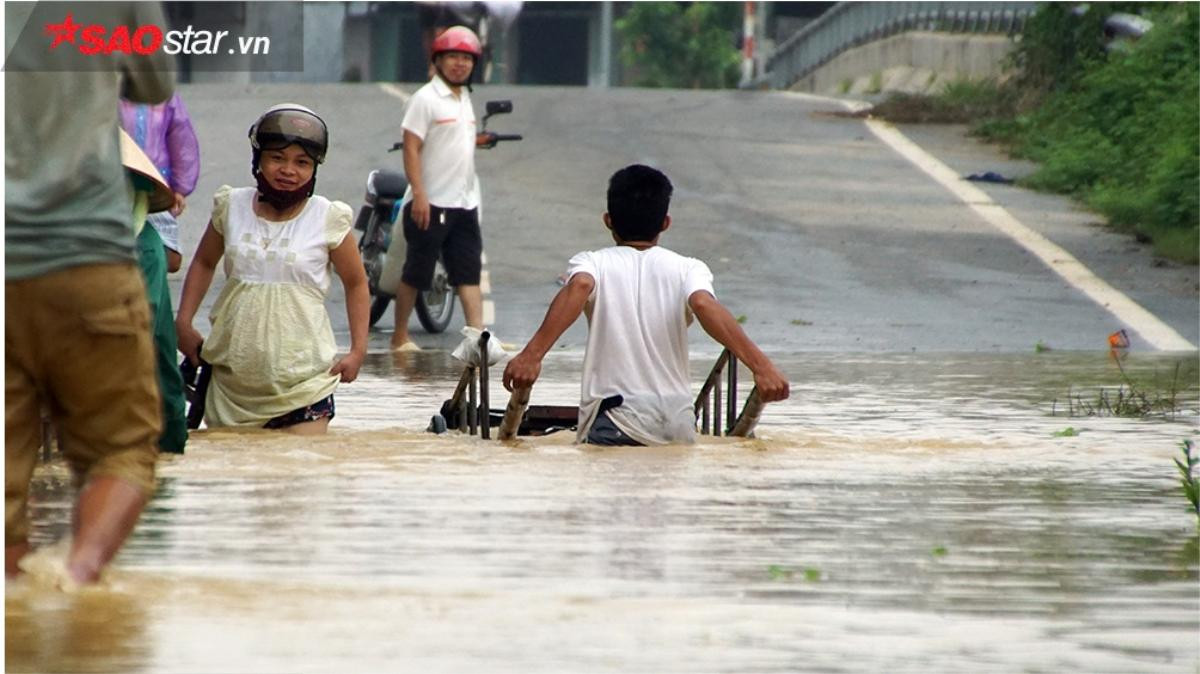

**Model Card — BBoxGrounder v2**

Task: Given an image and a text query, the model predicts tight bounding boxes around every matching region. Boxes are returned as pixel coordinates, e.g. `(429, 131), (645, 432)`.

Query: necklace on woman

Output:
(254, 199), (304, 249)
(259, 222), (287, 250)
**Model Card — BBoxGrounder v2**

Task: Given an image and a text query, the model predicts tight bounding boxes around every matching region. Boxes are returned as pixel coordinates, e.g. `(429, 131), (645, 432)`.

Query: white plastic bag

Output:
(451, 326), (511, 366)
(378, 212), (407, 296)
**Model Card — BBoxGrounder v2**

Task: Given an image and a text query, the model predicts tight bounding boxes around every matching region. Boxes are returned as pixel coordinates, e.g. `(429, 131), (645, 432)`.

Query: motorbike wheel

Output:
(415, 256), (455, 333)
(369, 295), (393, 327)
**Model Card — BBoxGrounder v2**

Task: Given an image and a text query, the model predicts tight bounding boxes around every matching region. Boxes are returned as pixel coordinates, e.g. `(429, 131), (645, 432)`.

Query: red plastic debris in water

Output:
(1108, 329), (1130, 349)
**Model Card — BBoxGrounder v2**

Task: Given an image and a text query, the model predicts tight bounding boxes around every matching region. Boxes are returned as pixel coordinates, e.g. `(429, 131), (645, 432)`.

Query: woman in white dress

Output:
(175, 104), (369, 434)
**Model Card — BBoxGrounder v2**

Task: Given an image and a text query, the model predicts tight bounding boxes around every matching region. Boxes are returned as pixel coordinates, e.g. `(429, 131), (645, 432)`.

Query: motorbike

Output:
(355, 99), (521, 332)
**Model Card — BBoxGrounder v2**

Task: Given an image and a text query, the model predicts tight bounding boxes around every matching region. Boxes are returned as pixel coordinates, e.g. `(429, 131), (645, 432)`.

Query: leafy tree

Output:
(615, 2), (742, 89)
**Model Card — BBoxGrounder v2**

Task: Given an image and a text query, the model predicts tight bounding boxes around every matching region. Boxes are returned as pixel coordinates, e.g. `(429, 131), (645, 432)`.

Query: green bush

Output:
(1016, 3), (1199, 262)
(1007, 2), (1126, 94)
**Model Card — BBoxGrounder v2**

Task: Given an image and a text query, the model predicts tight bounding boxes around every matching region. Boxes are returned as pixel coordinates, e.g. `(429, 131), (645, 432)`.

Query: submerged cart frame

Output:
(435, 332), (765, 440)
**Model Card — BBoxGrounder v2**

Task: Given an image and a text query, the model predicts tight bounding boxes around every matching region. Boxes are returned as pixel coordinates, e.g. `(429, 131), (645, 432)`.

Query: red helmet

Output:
(430, 25), (482, 61)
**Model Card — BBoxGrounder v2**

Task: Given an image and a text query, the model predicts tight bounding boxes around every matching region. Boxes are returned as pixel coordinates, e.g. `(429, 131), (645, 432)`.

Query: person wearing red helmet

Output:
(431, 24), (482, 89)
(390, 25), (497, 351)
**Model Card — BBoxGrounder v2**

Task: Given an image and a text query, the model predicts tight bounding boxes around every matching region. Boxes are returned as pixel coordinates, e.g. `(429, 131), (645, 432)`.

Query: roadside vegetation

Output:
(873, 3), (1199, 264)
(1051, 357), (1196, 420)
(1175, 440), (1199, 524)
(615, 2), (742, 89)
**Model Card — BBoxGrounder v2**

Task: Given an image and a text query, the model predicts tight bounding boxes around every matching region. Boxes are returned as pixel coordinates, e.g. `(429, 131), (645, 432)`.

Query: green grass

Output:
(767, 565), (823, 582)
(1052, 359), (1195, 420)
(871, 78), (1017, 124)
(1174, 440), (1199, 521)
(866, 71), (883, 95)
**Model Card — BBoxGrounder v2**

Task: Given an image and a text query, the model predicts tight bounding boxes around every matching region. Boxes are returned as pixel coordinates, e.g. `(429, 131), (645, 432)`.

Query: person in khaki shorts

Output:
(5, 2), (174, 585)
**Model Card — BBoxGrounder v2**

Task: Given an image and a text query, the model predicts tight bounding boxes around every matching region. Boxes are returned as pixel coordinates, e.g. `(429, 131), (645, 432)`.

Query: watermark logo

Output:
(44, 11), (272, 57)
(45, 12), (84, 50)
(45, 12), (164, 55)
(7, 2), (302, 72)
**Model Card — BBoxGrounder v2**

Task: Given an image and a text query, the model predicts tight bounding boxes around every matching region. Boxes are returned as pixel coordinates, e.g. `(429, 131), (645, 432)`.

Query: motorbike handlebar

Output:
(388, 133), (520, 153)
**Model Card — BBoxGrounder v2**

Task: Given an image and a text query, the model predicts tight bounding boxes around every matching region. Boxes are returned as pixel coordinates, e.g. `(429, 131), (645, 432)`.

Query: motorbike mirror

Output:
(485, 100), (513, 116)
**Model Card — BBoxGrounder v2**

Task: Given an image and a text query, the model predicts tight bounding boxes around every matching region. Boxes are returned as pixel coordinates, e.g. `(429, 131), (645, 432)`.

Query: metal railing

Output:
(757, 1), (1039, 91)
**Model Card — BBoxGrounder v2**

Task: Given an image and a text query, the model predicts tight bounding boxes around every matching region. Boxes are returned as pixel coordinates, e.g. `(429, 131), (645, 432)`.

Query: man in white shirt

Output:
(391, 25), (497, 351)
(502, 165), (790, 445)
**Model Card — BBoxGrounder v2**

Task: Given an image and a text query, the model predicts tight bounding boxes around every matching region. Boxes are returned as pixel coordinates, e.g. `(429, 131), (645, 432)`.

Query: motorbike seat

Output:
(371, 170), (408, 199)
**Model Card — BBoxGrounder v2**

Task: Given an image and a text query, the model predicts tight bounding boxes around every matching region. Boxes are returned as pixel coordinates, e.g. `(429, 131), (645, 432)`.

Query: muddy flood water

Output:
(7, 349), (1199, 673)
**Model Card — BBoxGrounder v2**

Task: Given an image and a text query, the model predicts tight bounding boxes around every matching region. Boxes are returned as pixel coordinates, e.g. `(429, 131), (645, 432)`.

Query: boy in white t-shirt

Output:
(502, 165), (789, 445)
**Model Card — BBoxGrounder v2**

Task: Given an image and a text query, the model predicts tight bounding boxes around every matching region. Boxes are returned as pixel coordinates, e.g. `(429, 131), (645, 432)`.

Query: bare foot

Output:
(68, 476), (148, 585)
(6, 541), (30, 578)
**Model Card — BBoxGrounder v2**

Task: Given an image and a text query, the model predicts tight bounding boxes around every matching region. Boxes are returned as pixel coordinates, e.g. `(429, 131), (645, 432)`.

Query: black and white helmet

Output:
(248, 103), (328, 164)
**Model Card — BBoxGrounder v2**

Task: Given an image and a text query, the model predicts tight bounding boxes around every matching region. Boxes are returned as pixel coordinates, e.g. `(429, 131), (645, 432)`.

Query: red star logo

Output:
(44, 12), (80, 50)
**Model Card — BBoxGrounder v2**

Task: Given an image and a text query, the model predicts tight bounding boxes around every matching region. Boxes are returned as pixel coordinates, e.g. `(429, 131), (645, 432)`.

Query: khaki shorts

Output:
(6, 263), (161, 546)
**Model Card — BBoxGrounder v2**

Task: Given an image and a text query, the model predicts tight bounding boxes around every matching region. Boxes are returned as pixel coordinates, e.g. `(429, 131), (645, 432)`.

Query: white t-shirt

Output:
(401, 76), (480, 209)
(566, 245), (716, 445)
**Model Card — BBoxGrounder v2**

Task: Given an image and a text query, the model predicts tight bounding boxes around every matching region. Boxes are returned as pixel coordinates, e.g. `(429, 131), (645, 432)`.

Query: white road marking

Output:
(480, 253), (493, 327)
(378, 83), (410, 103)
(782, 90), (1194, 350)
(862, 118), (1195, 351)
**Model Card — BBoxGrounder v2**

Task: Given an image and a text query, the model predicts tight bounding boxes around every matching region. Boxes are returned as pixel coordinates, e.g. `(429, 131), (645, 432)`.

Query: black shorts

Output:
(400, 203), (482, 290)
(585, 410), (643, 446)
(263, 395), (335, 429)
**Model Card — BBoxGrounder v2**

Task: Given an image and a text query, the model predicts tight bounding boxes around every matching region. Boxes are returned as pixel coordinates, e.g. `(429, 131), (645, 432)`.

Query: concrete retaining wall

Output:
(788, 31), (1016, 96)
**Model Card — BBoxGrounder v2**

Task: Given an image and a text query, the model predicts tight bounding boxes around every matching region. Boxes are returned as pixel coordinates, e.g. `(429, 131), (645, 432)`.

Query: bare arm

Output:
(688, 290), (790, 402)
(502, 273), (594, 391)
(174, 222), (224, 364)
(402, 129), (430, 229)
(328, 234), (370, 383)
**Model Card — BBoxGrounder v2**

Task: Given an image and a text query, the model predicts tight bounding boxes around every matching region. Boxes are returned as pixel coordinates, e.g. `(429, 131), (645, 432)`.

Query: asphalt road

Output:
(171, 83), (1198, 355)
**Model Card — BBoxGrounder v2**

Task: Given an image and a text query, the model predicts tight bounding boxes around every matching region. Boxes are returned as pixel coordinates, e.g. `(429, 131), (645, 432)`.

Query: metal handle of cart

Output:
(499, 385), (531, 441)
(479, 331), (491, 439)
(693, 349), (763, 438)
(728, 388), (764, 437)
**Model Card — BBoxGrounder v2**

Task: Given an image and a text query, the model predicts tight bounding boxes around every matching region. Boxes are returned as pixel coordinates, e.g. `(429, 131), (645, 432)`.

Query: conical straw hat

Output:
(118, 127), (174, 213)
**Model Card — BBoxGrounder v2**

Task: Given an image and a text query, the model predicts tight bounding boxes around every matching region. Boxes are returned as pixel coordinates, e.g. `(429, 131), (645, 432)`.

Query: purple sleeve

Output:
(117, 99), (136, 137)
(166, 95), (201, 196)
